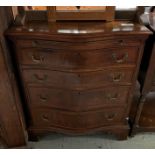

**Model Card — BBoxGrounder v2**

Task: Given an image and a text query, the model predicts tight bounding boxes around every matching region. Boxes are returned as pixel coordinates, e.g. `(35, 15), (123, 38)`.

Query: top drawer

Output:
(17, 47), (139, 70)
(16, 38), (141, 50)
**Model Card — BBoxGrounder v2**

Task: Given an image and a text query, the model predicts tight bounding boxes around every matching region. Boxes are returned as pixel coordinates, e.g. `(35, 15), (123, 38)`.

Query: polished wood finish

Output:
(27, 86), (130, 111)
(22, 68), (134, 88)
(17, 47), (139, 70)
(6, 19), (151, 140)
(16, 39), (141, 49)
(0, 7), (26, 147)
(30, 108), (126, 129)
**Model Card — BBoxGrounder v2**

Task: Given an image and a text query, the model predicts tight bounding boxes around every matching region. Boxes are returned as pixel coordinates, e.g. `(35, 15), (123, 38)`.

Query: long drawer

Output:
(16, 38), (141, 50)
(17, 47), (139, 70)
(22, 68), (135, 89)
(30, 108), (126, 129)
(27, 86), (130, 111)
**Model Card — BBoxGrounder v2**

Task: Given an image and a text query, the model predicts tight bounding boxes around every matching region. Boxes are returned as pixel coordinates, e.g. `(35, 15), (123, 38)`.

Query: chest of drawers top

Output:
(6, 20), (151, 41)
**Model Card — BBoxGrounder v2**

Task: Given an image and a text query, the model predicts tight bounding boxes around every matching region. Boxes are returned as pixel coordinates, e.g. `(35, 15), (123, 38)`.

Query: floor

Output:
(1, 132), (155, 149)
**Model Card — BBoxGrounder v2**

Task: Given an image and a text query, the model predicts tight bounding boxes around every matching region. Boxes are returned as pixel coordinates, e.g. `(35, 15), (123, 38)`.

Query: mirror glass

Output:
(23, 6), (137, 11)
(24, 6), (107, 11)
(56, 6), (106, 11)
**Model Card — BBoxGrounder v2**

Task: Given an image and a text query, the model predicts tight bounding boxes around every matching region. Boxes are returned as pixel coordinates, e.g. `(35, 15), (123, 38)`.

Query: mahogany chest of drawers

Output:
(6, 21), (151, 140)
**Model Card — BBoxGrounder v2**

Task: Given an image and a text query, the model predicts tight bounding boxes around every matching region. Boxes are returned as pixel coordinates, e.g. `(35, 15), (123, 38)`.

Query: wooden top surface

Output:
(6, 20), (151, 38)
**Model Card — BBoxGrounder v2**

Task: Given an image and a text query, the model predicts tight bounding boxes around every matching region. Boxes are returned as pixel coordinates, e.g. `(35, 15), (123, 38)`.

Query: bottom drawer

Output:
(30, 108), (126, 130)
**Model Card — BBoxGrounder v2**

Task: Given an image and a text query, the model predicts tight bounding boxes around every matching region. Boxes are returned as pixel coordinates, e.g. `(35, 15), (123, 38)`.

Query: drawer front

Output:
(17, 47), (139, 70)
(16, 38), (141, 50)
(27, 86), (130, 111)
(30, 108), (125, 129)
(22, 68), (134, 89)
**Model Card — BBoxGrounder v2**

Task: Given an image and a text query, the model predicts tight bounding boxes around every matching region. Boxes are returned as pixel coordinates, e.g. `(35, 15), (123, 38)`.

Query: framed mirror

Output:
(47, 6), (115, 22)
(11, 6), (144, 26)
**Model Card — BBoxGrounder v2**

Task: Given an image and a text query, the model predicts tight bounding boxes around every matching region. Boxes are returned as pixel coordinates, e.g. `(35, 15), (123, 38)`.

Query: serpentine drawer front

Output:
(17, 47), (138, 70)
(29, 108), (126, 130)
(22, 67), (134, 89)
(27, 86), (130, 111)
(6, 20), (151, 140)
(16, 38), (141, 50)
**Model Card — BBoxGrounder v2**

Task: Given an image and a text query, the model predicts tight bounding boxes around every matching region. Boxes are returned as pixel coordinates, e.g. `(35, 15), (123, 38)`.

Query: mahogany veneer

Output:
(6, 20), (151, 140)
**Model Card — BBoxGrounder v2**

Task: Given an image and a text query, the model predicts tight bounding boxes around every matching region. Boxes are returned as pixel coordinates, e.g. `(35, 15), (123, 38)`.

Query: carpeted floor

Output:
(1, 133), (155, 149)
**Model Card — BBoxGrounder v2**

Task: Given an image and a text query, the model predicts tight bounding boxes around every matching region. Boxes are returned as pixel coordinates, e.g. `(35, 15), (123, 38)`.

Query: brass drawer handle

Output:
(32, 41), (39, 47)
(32, 54), (44, 63)
(34, 74), (48, 82)
(105, 93), (119, 100)
(78, 92), (81, 95)
(39, 94), (48, 102)
(42, 114), (49, 122)
(75, 53), (81, 56)
(118, 40), (125, 46)
(105, 113), (116, 121)
(110, 73), (124, 82)
(112, 52), (128, 63)
(78, 74), (81, 78)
